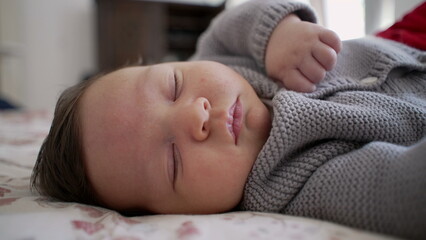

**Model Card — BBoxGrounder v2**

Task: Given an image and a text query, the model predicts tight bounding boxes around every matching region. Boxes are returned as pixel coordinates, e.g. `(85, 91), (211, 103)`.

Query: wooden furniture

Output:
(96, 0), (224, 72)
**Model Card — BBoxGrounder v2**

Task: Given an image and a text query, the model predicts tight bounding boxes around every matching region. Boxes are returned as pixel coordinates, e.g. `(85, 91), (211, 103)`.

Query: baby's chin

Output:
(247, 102), (272, 149)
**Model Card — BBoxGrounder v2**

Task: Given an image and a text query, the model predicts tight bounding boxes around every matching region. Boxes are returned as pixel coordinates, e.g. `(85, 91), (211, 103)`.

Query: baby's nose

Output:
(189, 97), (210, 141)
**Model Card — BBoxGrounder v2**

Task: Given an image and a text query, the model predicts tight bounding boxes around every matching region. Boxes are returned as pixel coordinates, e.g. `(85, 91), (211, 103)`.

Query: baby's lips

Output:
(227, 101), (237, 140)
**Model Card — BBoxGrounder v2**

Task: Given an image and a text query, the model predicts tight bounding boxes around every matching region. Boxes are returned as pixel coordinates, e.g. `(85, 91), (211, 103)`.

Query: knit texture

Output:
(191, 1), (426, 239)
(241, 90), (426, 239)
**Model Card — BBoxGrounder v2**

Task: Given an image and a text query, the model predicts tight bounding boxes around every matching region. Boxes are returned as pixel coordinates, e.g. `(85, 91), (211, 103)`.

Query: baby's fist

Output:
(265, 15), (342, 92)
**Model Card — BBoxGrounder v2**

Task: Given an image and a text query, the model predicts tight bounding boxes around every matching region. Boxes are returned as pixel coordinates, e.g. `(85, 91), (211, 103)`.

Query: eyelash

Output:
(173, 72), (180, 101)
(171, 70), (181, 187)
(173, 72), (181, 102)
(172, 143), (178, 185)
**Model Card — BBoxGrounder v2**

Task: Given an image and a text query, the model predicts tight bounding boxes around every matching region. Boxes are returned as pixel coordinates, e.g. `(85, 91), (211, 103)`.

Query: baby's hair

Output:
(31, 73), (104, 205)
(31, 58), (148, 211)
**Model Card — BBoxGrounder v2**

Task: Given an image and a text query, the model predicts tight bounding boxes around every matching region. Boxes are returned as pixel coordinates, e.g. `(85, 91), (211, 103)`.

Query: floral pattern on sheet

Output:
(72, 220), (105, 235)
(177, 221), (200, 238)
(0, 111), (400, 240)
(0, 187), (11, 197)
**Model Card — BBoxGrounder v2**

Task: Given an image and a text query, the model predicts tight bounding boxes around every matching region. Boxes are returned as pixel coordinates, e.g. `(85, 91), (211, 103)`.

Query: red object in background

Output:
(376, 2), (426, 50)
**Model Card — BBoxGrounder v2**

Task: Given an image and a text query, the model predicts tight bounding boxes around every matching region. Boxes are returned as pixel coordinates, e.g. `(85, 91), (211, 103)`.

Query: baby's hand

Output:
(265, 14), (342, 92)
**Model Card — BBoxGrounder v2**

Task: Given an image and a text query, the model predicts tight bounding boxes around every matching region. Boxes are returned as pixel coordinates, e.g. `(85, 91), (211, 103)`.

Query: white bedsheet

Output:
(0, 110), (400, 239)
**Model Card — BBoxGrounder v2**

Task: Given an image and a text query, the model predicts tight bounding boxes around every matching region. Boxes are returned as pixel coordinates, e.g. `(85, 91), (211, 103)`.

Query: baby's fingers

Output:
(283, 69), (316, 93)
(312, 42), (338, 71)
(319, 29), (342, 54)
(299, 54), (326, 84)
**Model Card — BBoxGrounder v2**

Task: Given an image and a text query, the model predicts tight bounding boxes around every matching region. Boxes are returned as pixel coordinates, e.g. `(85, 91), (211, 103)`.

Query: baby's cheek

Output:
(191, 157), (242, 190)
(246, 105), (271, 133)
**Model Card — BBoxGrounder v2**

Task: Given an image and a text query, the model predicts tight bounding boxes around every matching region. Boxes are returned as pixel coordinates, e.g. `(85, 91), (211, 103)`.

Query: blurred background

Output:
(0, 0), (423, 110)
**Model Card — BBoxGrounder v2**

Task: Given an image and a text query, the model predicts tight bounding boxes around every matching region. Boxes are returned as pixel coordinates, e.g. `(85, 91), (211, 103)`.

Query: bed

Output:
(0, 110), (401, 239)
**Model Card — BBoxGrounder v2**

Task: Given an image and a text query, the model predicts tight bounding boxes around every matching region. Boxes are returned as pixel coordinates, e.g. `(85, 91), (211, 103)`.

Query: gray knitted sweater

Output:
(191, 0), (426, 239)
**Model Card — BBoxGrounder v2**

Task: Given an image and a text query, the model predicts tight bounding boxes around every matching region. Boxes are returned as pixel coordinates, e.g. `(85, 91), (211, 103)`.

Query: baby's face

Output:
(80, 61), (271, 214)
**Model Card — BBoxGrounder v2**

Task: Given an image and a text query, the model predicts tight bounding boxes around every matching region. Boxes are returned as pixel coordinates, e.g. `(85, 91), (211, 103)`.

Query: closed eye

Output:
(173, 72), (178, 101)
(172, 143), (180, 188)
(173, 70), (182, 101)
(168, 144), (175, 188)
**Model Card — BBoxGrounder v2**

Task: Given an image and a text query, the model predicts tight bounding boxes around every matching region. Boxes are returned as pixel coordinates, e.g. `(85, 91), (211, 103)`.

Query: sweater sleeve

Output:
(190, 0), (317, 69)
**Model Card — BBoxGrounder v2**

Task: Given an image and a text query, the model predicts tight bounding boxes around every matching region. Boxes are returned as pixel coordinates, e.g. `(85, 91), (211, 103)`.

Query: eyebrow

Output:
(144, 66), (153, 80)
(134, 66), (152, 94)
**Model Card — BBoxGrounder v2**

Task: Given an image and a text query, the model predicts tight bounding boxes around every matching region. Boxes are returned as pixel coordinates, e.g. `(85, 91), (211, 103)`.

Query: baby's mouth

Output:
(227, 97), (243, 145)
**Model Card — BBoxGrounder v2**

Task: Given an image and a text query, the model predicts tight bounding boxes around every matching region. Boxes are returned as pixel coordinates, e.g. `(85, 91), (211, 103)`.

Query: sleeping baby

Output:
(32, 0), (426, 239)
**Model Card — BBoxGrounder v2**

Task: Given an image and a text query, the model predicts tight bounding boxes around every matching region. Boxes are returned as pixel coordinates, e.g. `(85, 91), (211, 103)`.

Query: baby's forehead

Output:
(99, 66), (146, 83)
(80, 64), (160, 151)
(87, 66), (152, 100)
(80, 71), (139, 140)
